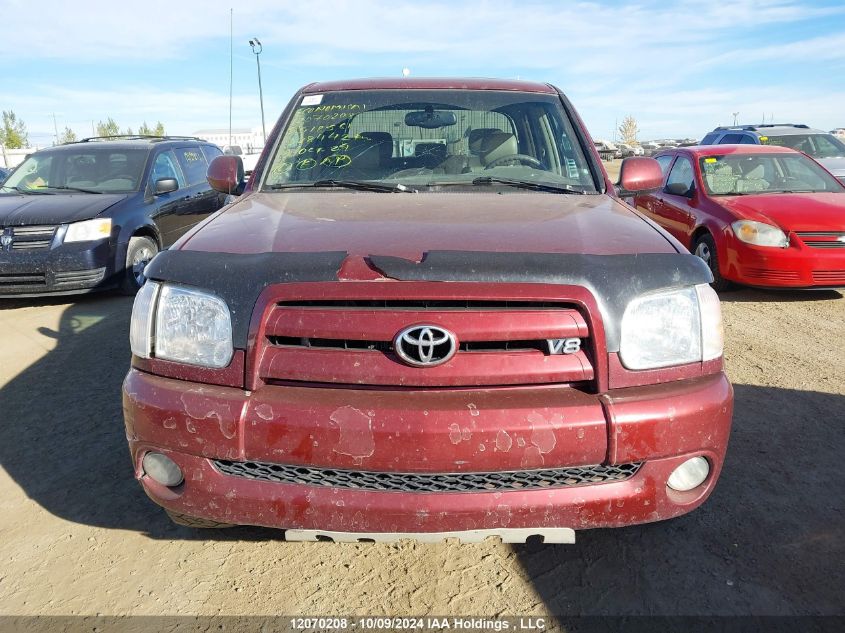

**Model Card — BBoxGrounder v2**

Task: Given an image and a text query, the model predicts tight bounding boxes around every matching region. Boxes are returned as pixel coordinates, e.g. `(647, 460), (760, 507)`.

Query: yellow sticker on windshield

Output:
(704, 157), (717, 163)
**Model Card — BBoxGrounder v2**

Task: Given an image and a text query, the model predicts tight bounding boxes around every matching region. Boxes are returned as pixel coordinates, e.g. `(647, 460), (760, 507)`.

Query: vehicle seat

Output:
(704, 163), (737, 194)
(479, 132), (519, 167)
(735, 164), (769, 193)
(466, 128), (500, 170)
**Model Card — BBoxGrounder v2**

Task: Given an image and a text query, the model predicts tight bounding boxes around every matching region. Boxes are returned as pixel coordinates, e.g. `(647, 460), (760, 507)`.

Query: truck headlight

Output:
(619, 284), (723, 370)
(731, 220), (788, 248)
(129, 281), (233, 368)
(64, 218), (112, 243)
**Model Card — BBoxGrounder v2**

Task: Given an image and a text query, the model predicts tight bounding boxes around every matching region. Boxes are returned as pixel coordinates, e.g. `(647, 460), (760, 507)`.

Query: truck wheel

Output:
(693, 234), (731, 292)
(120, 236), (159, 295)
(165, 509), (234, 529)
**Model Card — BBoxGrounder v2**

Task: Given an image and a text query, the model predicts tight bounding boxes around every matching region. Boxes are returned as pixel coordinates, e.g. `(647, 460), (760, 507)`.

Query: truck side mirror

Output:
(615, 156), (664, 196)
(207, 155), (245, 195)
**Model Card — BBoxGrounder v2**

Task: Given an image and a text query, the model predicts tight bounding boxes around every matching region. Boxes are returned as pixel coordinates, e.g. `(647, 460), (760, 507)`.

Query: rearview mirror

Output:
(615, 156), (664, 196)
(404, 109), (457, 129)
(207, 155), (245, 195)
(154, 178), (179, 195)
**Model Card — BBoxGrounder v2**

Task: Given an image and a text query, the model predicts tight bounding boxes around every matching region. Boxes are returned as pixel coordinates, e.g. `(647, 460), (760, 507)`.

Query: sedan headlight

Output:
(130, 281), (233, 368)
(731, 220), (788, 248)
(64, 218), (112, 243)
(620, 284), (723, 370)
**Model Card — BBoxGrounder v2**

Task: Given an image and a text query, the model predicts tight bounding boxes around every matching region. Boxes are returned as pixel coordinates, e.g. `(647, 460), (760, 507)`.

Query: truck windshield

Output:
(2, 147), (148, 194)
(262, 89), (598, 193)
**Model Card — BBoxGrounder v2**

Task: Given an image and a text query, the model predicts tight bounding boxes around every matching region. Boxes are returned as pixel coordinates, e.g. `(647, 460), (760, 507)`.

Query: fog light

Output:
(143, 452), (184, 487)
(667, 456), (710, 492)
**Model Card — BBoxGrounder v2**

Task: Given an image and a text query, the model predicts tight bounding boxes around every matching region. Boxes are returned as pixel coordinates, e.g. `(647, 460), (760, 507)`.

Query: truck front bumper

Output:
(123, 369), (733, 537)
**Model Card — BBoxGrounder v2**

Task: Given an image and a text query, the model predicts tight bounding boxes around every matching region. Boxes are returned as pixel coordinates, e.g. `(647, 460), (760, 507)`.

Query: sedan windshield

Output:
(1, 147), (148, 194)
(262, 89), (598, 193)
(699, 153), (845, 195)
(760, 133), (845, 159)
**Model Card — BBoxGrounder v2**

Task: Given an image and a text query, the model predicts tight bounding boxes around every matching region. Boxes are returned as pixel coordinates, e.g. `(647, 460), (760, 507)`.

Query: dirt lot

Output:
(0, 277), (843, 619)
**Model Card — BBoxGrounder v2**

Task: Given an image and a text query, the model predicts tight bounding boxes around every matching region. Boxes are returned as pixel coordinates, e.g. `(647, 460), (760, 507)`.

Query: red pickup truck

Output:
(123, 78), (732, 543)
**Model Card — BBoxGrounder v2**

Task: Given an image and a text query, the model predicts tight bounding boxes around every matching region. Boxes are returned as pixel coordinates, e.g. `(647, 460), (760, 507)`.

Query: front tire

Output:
(693, 233), (731, 292)
(120, 236), (159, 295)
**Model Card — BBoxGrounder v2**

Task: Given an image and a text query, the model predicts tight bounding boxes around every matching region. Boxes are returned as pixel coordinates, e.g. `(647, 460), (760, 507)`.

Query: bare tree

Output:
(618, 115), (640, 146)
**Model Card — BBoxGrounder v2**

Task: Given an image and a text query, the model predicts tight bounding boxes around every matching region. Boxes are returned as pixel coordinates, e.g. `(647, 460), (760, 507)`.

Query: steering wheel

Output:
(484, 154), (544, 169)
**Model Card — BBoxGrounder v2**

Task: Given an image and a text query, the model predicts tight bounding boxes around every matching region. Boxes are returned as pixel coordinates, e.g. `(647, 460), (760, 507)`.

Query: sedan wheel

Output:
(693, 233), (731, 292)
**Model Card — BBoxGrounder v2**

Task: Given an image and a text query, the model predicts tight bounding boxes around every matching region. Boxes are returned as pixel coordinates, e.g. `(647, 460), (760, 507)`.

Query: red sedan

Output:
(634, 145), (845, 289)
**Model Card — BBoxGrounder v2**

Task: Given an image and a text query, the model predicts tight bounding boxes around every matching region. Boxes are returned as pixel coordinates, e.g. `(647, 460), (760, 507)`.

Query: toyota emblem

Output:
(393, 325), (457, 367)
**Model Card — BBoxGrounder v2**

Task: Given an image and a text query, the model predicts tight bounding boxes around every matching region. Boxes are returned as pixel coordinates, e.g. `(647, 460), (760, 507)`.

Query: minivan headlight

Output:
(129, 281), (233, 368)
(619, 284), (723, 370)
(64, 218), (112, 243)
(731, 220), (788, 248)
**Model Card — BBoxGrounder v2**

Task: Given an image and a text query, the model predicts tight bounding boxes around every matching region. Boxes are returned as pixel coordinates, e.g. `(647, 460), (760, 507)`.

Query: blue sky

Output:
(3, 0), (844, 147)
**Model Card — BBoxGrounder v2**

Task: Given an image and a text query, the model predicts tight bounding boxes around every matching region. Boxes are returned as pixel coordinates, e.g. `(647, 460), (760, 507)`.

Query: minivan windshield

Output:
(262, 89), (598, 193)
(1, 147), (149, 194)
(700, 152), (844, 195)
(760, 133), (845, 159)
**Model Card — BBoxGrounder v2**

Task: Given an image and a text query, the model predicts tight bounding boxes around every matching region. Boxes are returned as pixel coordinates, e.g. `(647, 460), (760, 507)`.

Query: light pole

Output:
(249, 38), (266, 144)
(732, 112), (739, 126)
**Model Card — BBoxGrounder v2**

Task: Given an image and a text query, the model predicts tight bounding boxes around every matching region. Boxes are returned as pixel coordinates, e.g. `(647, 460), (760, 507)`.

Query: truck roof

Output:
(301, 77), (557, 94)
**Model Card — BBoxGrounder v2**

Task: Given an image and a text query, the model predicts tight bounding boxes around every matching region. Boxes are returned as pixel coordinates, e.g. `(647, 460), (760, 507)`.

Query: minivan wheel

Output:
(121, 236), (159, 295)
(693, 233), (731, 292)
(165, 509), (234, 529)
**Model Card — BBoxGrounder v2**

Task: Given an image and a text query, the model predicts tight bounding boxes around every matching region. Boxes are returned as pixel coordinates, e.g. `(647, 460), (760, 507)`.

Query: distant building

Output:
(192, 127), (265, 154)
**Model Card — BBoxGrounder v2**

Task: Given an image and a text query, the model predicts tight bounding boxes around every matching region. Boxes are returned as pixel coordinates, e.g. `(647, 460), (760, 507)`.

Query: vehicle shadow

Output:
(513, 383), (845, 616)
(0, 295), (278, 541)
(718, 286), (843, 303)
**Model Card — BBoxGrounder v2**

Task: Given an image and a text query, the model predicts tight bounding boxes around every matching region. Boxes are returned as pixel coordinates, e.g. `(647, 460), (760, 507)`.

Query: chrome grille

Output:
(213, 460), (642, 493)
(4, 225), (58, 250)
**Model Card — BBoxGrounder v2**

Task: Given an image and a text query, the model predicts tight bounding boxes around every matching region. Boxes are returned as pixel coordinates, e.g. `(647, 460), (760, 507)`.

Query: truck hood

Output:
(718, 192), (845, 232)
(0, 193), (127, 226)
(178, 191), (677, 258)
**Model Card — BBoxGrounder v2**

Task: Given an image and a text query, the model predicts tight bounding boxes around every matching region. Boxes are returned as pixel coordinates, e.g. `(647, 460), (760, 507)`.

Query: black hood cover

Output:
(145, 249), (711, 352)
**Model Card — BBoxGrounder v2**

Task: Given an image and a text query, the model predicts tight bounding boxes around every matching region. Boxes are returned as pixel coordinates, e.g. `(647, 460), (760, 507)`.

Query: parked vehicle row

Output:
(4, 76), (842, 545)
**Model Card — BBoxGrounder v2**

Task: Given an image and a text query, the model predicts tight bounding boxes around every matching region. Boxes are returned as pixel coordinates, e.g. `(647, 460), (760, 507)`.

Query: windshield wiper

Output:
(0, 185), (55, 195)
(268, 180), (417, 193)
(45, 185), (103, 194)
(471, 176), (587, 194)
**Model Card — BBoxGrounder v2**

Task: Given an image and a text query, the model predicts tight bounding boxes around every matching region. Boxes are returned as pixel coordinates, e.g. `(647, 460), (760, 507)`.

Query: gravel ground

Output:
(0, 280), (842, 620)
